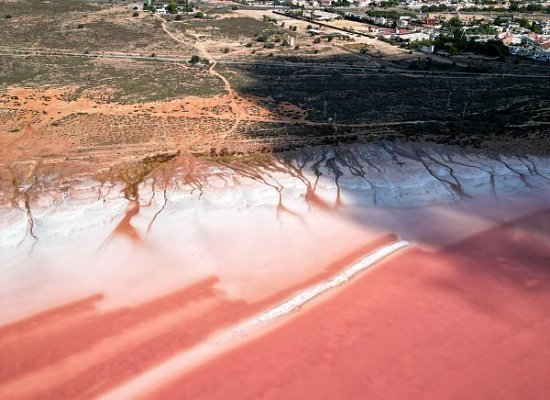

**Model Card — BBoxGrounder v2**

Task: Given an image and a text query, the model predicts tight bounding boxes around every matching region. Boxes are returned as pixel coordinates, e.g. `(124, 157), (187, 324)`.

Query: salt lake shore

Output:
(1, 142), (550, 399)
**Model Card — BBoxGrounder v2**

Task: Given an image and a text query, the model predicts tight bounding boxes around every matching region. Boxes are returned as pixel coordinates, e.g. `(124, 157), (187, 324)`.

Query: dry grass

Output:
(0, 55), (223, 103)
(0, 0), (192, 55)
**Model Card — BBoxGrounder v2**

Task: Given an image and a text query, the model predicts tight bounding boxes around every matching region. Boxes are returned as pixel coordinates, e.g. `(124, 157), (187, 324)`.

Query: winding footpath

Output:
(156, 15), (243, 141)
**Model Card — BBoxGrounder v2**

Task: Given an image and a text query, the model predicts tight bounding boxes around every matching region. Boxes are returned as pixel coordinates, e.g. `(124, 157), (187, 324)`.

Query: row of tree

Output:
(411, 18), (509, 58)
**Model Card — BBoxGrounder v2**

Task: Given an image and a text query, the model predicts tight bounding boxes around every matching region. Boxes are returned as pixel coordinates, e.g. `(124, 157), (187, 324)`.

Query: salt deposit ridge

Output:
(1, 142), (550, 399)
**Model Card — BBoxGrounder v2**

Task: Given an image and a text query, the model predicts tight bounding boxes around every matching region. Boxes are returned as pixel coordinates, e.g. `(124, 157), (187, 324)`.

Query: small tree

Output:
(5, 14), (12, 19)
(132, 11), (139, 17)
(175, 14), (183, 21)
(190, 55), (200, 63)
(77, 23), (84, 29)
(166, 3), (178, 14)
(195, 11), (204, 18)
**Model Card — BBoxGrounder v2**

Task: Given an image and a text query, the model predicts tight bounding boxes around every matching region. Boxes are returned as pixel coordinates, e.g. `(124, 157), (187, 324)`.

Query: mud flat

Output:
(1, 142), (550, 399)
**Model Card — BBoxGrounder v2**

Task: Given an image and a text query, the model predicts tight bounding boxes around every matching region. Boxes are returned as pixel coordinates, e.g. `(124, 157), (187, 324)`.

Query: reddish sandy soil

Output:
(147, 209), (550, 400)
(0, 84), (313, 168)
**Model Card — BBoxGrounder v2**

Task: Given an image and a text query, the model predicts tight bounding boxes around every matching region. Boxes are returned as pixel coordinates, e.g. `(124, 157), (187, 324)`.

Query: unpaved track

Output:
(1, 46), (548, 79)
(156, 16), (242, 143)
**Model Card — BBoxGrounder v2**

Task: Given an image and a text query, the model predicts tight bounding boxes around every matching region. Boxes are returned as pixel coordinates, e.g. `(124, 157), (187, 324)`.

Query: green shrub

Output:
(166, 3), (178, 14)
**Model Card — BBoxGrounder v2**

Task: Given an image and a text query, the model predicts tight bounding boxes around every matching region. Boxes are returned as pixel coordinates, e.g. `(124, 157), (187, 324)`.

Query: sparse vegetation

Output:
(0, 1), (192, 56)
(0, 55), (223, 102)
(0, 0), (548, 156)
(177, 16), (276, 40)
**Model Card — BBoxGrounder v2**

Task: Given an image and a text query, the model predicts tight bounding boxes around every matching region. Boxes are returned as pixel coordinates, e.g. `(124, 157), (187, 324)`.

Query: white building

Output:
(396, 32), (431, 42)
